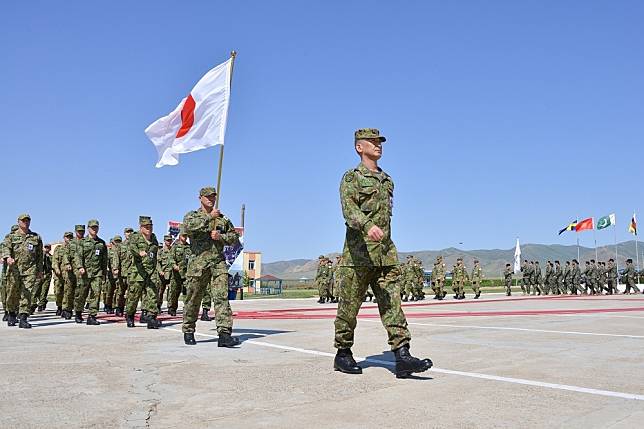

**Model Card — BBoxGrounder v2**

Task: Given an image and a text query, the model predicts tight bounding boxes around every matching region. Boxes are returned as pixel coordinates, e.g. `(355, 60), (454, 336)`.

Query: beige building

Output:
(242, 251), (262, 294)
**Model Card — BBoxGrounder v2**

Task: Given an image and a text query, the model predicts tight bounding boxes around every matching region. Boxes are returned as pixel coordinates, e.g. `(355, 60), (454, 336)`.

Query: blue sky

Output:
(2, 1), (643, 261)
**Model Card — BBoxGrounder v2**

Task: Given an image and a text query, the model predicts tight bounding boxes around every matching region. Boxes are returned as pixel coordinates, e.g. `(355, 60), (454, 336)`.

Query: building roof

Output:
(257, 274), (281, 281)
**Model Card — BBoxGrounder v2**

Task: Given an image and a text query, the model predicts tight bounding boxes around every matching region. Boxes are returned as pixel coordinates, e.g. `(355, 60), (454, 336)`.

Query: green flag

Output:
(597, 213), (616, 230)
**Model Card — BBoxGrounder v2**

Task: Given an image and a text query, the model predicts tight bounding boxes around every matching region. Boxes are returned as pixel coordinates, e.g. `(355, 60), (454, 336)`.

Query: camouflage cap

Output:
(113, 235), (123, 242)
(139, 216), (153, 226)
(179, 227), (187, 236)
(87, 219), (99, 227)
(75, 224), (86, 231)
(319, 255), (325, 259)
(124, 227), (134, 233)
(199, 187), (217, 197)
(17, 213), (31, 221)
(64, 231), (73, 238)
(10, 225), (19, 232)
(354, 128), (386, 142)
(163, 234), (173, 241)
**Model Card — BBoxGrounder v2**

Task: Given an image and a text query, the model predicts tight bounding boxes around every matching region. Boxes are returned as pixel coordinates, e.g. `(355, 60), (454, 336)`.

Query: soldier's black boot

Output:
(126, 314), (135, 328)
(29, 305), (37, 315)
(474, 292), (480, 299)
(18, 314), (32, 329)
(86, 315), (100, 326)
(63, 309), (72, 320)
(333, 348), (362, 374)
(200, 308), (212, 321)
(184, 333), (196, 345)
(115, 307), (123, 317)
(402, 295), (408, 302)
(55, 307), (62, 316)
(8, 312), (18, 326)
(217, 332), (240, 348)
(394, 344), (432, 379)
(147, 315), (161, 329)
(74, 311), (84, 324)
(140, 310), (149, 323)
(168, 308), (176, 316)
(2, 312), (8, 322)
(318, 297), (325, 304)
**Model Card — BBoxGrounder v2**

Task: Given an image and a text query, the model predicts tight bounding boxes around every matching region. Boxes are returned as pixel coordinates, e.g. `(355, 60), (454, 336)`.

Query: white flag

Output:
(513, 238), (521, 274)
(145, 58), (233, 168)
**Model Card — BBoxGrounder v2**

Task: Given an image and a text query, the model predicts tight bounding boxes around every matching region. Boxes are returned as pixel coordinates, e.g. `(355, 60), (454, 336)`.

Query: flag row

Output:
(558, 213), (638, 235)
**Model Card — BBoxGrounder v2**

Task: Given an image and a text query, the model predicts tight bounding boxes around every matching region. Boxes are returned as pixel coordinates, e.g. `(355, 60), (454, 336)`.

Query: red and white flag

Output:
(575, 217), (594, 232)
(145, 58), (233, 168)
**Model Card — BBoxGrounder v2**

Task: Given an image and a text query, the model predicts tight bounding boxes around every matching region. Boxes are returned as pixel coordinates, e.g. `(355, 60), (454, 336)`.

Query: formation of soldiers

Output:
(513, 258), (642, 296)
(1, 187), (243, 347)
(315, 255), (340, 303)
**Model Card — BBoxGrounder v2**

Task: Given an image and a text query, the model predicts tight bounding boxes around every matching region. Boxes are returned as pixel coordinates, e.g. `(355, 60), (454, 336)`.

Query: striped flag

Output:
(575, 217), (594, 232)
(558, 220), (577, 235)
(629, 213), (638, 236)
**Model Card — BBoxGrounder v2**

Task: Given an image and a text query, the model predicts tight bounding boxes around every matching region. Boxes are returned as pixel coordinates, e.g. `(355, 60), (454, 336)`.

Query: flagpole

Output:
(593, 217), (598, 261)
(636, 235), (640, 285)
(215, 50), (237, 209)
(614, 223), (619, 285)
(576, 215), (580, 262)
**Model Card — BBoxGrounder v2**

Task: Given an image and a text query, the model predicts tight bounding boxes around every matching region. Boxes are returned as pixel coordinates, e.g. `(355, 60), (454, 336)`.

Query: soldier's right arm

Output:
(73, 240), (84, 270)
(339, 172), (374, 235)
(183, 211), (211, 235)
(110, 246), (120, 272)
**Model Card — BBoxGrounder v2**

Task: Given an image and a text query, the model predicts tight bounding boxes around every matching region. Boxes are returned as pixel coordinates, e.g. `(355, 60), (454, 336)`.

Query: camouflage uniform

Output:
(181, 198), (240, 336)
(571, 261), (582, 294)
(315, 257), (331, 302)
(562, 262), (572, 294)
(106, 237), (123, 313)
(553, 262), (563, 295)
(470, 260), (482, 298)
(1, 215), (43, 321)
(157, 236), (174, 310)
(168, 236), (191, 315)
(503, 265), (513, 296)
(52, 234), (71, 312)
(331, 257), (343, 301)
(607, 261), (618, 294)
(452, 259), (469, 299)
(116, 228), (134, 314)
(622, 260), (640, 294)
(65, 226), (85, 316)
(528, 262), (537, 295)
(33, 245), (52, 310)
(74, 220), (108, 318)
(431, 256), (446, 299)
(334, 161), (411, 351)
(545, 262), (555, 295)
(412, 258), (425, 300)
(103, 240), (118, 312)
(400, 258), (413, 300)
(520, 261), (530, 295)
(533, 262), (543, 295)
(125, 219), (160, 318)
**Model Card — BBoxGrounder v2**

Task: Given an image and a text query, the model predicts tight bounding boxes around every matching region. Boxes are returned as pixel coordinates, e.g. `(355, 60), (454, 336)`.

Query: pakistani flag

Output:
(597, 213), (616, 230)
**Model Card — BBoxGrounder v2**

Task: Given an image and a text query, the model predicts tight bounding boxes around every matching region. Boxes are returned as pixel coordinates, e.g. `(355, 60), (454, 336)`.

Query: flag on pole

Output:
(513, 238), (521, 274)
(596, 213), (616, 230)
(558, 220), (577, 235)
(575, 217), (594, 232)
(145, 58), (233, 168)
(629, 213), (638, 235)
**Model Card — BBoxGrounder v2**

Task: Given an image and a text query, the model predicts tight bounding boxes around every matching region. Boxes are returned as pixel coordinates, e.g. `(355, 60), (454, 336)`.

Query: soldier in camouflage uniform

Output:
(470, 259), (483, 299)
(125, 216), (162, 329)
(156, 235), (175, 313)
(570, 259), (582, 294)
(115, 228), (134, 317)
(432, 255), (446, 300)
(607, 259), (618, 295)
(330, 255), (343, 303)
(412, 258), (425, 300)
(168, 230), (190, 316)
(562, 261), (572, 295)
(31, 243), (52, 313)
(598, 262), (607, 294)
(105, 236), (123, 314)
(543, 261), (553, 295)
(527, 261), (536, 295)
(52, 232), (72, 316)
(503, 263), (513, 296)
(315, 256), (328, 304)
(621, 259), (640, 294)
(553, 261), (562, 295)
(1, 226), (19, 321)
(452, 258), (469, 300)
(582, 261), (593, 294)
(181, 187), (241, 347)
(589, 260), (599, 295)
(73, 219), (108, 325)
(63, 225), (85, 320)
(400, 256), (413, 301)
(533, 261), (543, 295)
(520, 260), (529, 295)
(1, 214), (43, 328)
(333, 128), (431, 378)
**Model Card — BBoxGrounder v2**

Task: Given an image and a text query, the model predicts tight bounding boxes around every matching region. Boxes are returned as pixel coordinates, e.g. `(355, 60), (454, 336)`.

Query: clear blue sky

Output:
(2, 1), (643, 261)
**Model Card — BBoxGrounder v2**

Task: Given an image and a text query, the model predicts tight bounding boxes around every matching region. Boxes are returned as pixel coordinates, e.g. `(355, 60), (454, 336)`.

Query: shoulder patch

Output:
(344, 172), (355, 182)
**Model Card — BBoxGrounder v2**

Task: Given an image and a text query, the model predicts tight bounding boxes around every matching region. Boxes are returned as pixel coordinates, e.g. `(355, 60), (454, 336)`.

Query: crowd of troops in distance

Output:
(315, 254), (643, 303)
(1, 188), (243, 349)
(511, 258), (642, 297)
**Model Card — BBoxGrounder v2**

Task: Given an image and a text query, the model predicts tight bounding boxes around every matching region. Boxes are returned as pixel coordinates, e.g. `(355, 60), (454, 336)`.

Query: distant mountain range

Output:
(263, 241), (643, 279)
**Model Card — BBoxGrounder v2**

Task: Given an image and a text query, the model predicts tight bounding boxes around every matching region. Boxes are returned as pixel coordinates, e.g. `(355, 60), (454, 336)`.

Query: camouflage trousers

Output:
(6, 271), (38, 314)
(32, 274), (52, 307)
(432, 279), (444, 297)
(75, 275), (102, 316)
(334, 266), (411, 351)
(471, 280), (481, 294)
(115, 277), (128, 309)
(520, 278), (527, 294)
(624, 280), (640, 294)
(1, 270), (7, 310)
(157, 274), (171, 309)
(168, 271), (184, 313)
(53, 274), (65, 308)
(317, 278), (331, 300)
(505, 279), (512, 295)
(201, 285), (212, 309)
(571, 281), (583, 294)
(125, 277), (158, 316)
(103, 275), (117, 308)
(62, 272), (77, 311)
(183, 266), (233, 335)
(453, 280), (465, 297)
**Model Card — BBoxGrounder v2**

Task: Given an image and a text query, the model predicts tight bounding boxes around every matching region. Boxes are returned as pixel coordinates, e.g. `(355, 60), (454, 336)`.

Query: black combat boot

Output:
(217, 332), (240, 348)
(147, 315), (161, 329)
(318, 297), (325, 304)
(75, 311), (84, 323)
(115, 307), (123, 317)
(402, 295), (408, 302)
(8, 312), (18, 326)
(333, 348), (362, 374)
(63, 309), (72, 320)
(394, 344), (432, 379)
(168, 308), (176, 316)
(126, 314), (135, 328)
(474, 292), (480, 299)
(29, 305), (37, 315)
(184, 333), (196, 345)
(140, 310), (149, 323)
(55, 307), (62, 316)
(86, 315), (100, 326)
(2, 312), (8, 322)
(37, 305), (45, 312)
(18, 314), (32, 329)
(200, 308), (212, 321)
(437, 293), (444, 301)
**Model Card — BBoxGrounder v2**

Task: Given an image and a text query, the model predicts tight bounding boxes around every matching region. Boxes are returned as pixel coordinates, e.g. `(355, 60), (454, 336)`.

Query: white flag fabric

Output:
(145, 58), (233, 168)
(513, 238), (521, 274)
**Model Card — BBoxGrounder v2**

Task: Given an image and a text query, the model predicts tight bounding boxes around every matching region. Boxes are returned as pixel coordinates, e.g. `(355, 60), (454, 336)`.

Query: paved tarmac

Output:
(1, 292), (643, 428)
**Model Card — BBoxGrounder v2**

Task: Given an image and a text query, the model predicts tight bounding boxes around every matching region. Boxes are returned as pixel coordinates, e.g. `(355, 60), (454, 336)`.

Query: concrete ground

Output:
(1, 292), (643, 428)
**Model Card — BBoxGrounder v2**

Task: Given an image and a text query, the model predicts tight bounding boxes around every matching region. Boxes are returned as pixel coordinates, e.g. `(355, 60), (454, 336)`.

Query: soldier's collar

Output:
(356, 163), (383, 177)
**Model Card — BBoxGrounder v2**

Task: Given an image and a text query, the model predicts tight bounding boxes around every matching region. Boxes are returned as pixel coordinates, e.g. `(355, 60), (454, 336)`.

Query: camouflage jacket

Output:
(43, 252), (52, 275)
(182, 208), (239, 275)
(608, 264), (618, 281)
(544, 265), (552, 281)
(128, 232), (159, 281)
(109, 243), (121, 274)
(67, 238), (84, 271)
(452, 263), (469, 282)
(554, 265), (562, 281)
(571, 265), (581, 283)
(622, 265), (636, 283)
(75, 235), (108, 278)
(52, 244), (66, 276)
(534, 265), (542, 282)
(1, 229), (43, 276)
(504, 267), (513, 281)
(339, 163), (397, 267)
(471, 264), (483, 282)
(157, 245), (174, 279)
(432, 261), (445, 281)
(121, 239), (133, 274)
(170, 241), (191, 279)
(562, 265), (571, 281)
(317, 263), (331, 281)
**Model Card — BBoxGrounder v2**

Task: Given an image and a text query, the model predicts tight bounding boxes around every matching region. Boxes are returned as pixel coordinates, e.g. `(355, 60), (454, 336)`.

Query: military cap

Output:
(179, 227), (187, 236)
(113, 235), (123, 242)
(354, 128), (386, 142)
(163, 234), (173, 241)
(10, 225), (19, 232)
(626, 258), (633, 263)
(124, 227), (134, 233)
(139, 216), (153, 226)
(199, 187), (217, 197)
(474, 259), (479, 263)
(87, 219), (100, 227)
(75, 224), (86, 231)
(17, 213), (31, 221)
(64, 231), (73, 238)
(319, 255), (325, 259)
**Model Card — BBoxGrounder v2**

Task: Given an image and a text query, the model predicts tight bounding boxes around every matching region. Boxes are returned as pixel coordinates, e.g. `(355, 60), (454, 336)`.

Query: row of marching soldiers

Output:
(0, 213), (201, 329)
(512, 258), (642, 296)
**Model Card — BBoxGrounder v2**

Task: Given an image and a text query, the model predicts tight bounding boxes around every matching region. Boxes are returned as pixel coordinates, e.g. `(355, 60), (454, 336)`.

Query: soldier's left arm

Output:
(219, 217), (240, 245)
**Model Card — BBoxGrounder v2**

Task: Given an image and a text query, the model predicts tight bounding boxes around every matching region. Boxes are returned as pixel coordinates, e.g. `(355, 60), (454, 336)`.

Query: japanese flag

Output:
(145, 58), (232, 168)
